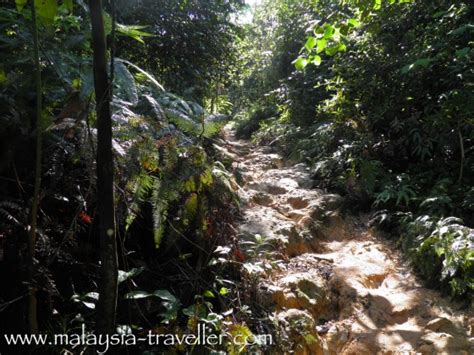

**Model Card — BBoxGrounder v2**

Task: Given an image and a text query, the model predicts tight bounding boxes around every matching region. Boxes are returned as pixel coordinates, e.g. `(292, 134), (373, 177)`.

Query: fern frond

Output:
(124, 172), (157, 232)
(165, 108), (200, 135)
(114, 61), (139, 105)
(151, 179), (168, 249)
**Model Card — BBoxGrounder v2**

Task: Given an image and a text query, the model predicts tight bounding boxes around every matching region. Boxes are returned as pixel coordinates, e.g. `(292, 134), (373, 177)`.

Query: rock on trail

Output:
(219, 127), (474, 354)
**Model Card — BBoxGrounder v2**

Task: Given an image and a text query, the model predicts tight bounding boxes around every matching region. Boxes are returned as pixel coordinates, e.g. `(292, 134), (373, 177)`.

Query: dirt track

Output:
(220, 127), (473, 354)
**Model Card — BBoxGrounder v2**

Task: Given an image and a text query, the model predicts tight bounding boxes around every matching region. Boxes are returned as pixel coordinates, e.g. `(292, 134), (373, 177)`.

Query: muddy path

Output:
(219, 127), (473, 354)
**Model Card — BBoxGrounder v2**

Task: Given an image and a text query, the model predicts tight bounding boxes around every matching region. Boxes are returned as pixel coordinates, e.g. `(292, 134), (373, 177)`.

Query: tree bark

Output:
(28, 0), (42, 335)
(458, 125), (465, 185)
(89, 0), (118, 335)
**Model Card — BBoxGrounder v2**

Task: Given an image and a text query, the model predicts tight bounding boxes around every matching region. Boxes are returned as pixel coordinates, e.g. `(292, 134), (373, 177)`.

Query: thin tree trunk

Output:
(28, 0), (42, 335)
(458, 125), (465, 185)
(89, 0), (118, 335)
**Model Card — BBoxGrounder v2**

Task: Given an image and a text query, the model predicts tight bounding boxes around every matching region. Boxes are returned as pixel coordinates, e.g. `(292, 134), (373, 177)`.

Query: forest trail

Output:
(220, 127), (474, 354)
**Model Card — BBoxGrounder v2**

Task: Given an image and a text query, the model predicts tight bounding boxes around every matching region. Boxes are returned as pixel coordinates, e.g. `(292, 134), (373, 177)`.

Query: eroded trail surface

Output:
(220, 128), (473, 354)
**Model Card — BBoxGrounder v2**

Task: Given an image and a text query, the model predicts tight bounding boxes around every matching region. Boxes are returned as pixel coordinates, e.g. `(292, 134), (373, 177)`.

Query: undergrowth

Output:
(230, 0), (473, 299)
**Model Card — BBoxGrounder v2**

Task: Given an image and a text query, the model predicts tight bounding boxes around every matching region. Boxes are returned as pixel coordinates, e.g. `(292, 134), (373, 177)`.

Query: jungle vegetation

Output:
(0, 0), (472, 353)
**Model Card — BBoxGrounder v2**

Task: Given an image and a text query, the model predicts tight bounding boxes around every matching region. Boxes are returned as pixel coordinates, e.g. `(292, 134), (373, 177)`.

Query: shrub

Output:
(402, 215), (473, 297)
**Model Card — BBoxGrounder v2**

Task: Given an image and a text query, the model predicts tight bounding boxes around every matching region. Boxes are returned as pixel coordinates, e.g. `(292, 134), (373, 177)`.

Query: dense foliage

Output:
(0, 1), (256, 353)
(232, 0), (473, 297)
(0, 0), (472, 352)
(115, 0), (244, 104)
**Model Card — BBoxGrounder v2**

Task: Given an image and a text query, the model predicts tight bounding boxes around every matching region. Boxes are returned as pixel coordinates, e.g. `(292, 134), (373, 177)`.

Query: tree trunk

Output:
(89, 0), (118, 335)
(458, 124), (465, 185)
(28, 0), (42, 335)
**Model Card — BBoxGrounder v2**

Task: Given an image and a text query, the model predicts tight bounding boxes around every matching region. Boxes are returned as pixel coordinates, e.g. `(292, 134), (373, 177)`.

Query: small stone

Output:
(425, 317), (454, 332)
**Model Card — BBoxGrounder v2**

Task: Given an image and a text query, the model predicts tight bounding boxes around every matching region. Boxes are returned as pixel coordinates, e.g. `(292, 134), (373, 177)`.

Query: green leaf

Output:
(182, 304), (207, 319)
(71, 78), (81, 89)
(348, 19), (360, 27)
(323, 25), (335, 39)
(80, 300), (96, 309)
(432, 10), (447, 18)
(316, 39), (326, 53)
(450, 24), (474, 36)
(294, 57), (308, 70)
(116, 24), (155, 44)
(15, 0), (28, 11)
(310, 55), (322, 66)
(71, 292), (99, 309)
(340, 25), (350, 36)
(124, 289), (178, 303)
(34, 0), (58, 25)
(118, 267), (145, 284)
(85, 292), (99, 300)
(114, 61), (139, 104)
(153, 289), (177, 303)
(401, 58), (432, 73)
(414, 58), (432, 68)
(455, 47), (470, 57)
(124, 290), (153, 299)
(155, 290), (180, 323)
(304, 36), (317, 51)
(203, 290), (215, 298)
(219, 287), (229, 296)
(325, 43), (346, 56)
(314, 25), (325, 37)
(373, 0), (382, 10)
